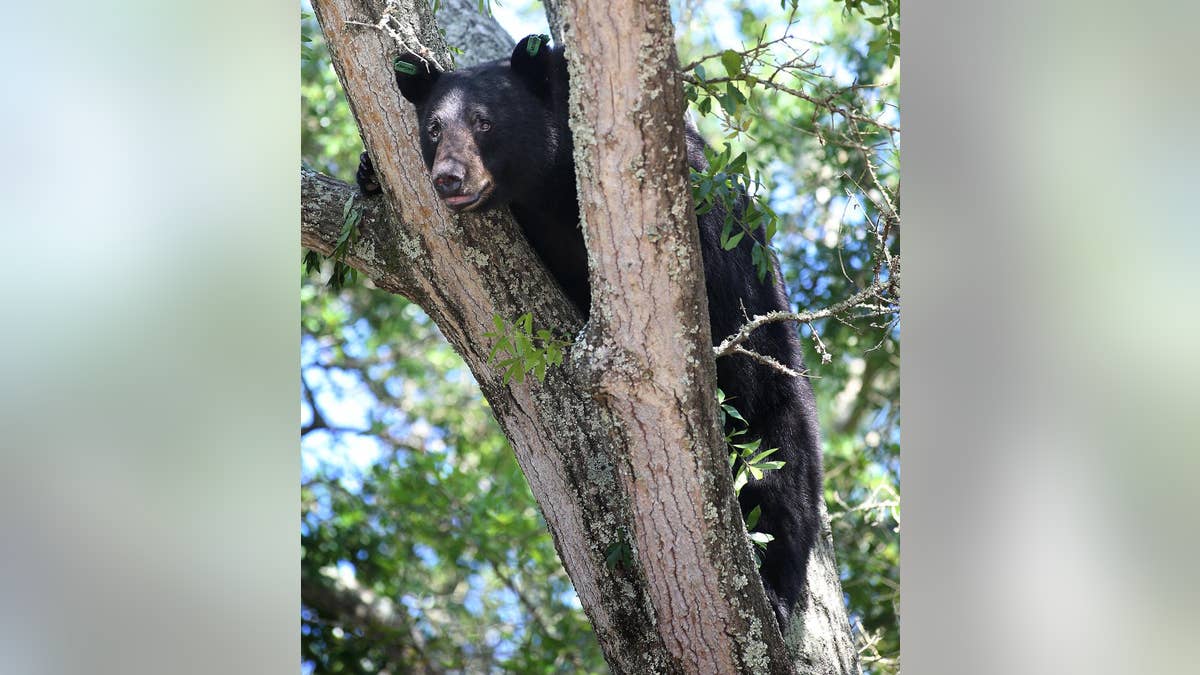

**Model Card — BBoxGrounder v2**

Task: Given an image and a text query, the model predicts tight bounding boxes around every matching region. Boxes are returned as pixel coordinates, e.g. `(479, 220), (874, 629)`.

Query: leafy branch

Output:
(483, 313), (570, 384)
(303, 193), (363, 291)
(718, 389), (785, 558)
(713, 276), (897, 361)
(690, 143), (779, 282)
(682, 6), (899, 374)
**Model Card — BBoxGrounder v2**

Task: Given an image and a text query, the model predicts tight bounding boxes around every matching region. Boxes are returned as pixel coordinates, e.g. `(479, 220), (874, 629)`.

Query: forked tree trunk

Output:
(303, 0), (860, 672)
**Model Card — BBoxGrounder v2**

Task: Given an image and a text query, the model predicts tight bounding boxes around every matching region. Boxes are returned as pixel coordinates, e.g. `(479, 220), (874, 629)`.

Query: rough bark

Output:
(541, 0), (566, 44)
(558, 0), (792, 671)
(304, 1), (861, 673)
(301, 166), (419, 300)
(789, 504), (862, 674)
(433, 0), (513, 68)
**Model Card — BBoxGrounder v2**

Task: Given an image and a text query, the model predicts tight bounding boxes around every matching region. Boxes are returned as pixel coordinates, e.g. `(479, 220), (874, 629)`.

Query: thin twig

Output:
(728, 345), (806, 378)
(713, 279), (896, 358)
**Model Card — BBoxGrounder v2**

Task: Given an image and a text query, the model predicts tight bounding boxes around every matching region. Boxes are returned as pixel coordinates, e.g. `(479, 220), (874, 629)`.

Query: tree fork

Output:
(305, 0), (859, 672)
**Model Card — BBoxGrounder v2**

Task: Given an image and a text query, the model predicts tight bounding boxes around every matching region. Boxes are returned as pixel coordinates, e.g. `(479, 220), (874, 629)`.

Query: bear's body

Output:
(358, 36), (823, 627)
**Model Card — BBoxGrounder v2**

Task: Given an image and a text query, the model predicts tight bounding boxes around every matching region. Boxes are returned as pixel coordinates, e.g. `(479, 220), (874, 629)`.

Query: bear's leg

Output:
(737, 403), (822, 630)
(355, 150), (381, 195)
(757, 507), (815, 629)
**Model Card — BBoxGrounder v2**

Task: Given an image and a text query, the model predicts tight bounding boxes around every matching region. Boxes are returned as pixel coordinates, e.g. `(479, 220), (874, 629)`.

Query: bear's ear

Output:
(510, 34), (554, 97)
(393, 53), (440, 105)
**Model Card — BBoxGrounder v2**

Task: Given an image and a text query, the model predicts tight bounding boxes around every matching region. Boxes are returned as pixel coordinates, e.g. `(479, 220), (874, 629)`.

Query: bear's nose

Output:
(433, 172), (463, 197)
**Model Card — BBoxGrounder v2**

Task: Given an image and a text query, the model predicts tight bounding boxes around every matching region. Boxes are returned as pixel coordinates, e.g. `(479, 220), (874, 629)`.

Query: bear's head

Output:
(392, 35), (565, 214)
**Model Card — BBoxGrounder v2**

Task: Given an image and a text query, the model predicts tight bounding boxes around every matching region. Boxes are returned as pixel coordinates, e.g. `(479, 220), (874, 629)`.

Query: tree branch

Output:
(682, 73), (900, 134)
(731, 345), (803, 378)
(305, 1), (866, 671)
(309, 4), (696, 670)
(540, 0), (566, 44)
(299, 371), (328, 436)
(560, 0), (794, 670)
(434, 0), (514, 67)
(300, 166), (422, 301)
(714, 278), (898, 359)
(301, 567), (432, 672)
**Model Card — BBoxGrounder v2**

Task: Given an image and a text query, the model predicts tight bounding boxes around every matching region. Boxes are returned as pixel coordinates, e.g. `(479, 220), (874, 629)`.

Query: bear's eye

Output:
(476, 118), (492, 133)
(428, 122), (441, 141)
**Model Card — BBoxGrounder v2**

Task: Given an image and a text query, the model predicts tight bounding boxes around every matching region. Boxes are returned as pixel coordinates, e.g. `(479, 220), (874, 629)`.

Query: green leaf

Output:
(488, 337), (509, 361)
(484, 313), (570, 384)
(724, 406), (746, 424)
(733, 471), (748, 493)
(748, 531), (775, 548)
(725, 81), (747, 105)
(336, 219), (354, 249)
(729, 437), (758, 451)
(722, 231), (745, 250)
(721, 49), (744, 76)
(605, 540), (632, 570)
(748, 447), (779, 465)
(746, 505), (762, 530)
(303, 250), (321, 276)
(505, 361), (524, 384)
(756, 252), (772, 281)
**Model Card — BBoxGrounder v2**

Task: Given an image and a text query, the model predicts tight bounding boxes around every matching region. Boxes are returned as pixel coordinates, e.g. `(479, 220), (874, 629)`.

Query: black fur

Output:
(359, 36), (822, 628)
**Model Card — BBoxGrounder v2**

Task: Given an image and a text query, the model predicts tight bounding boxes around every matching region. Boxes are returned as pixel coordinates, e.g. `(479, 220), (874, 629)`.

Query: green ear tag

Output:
(526, 34), (546, 57)
(393, 58), (418, 75)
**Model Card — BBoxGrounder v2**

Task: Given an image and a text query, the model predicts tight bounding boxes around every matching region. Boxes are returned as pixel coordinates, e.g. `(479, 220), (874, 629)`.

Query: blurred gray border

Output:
(3, 0), (1198, 672)
(0, 1), (299, 673)
(904, 1), (1199, 673)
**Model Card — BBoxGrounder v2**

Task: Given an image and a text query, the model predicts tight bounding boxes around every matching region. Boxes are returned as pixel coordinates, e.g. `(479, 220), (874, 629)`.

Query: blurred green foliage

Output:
(302, 1), (898, 672)
(302, 283), (603, 671)
(302, 9), (360, 179)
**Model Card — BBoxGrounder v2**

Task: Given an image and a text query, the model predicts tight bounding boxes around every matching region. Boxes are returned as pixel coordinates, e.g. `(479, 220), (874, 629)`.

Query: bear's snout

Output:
(433, 170), (464, 197)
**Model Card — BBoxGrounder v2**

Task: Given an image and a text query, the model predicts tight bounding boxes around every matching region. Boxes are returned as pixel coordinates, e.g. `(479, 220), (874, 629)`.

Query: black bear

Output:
(358, 35), (823, 628)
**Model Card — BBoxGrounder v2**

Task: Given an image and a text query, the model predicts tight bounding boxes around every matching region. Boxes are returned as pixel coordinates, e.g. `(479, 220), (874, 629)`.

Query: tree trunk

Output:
(304, 1), (860, 672)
